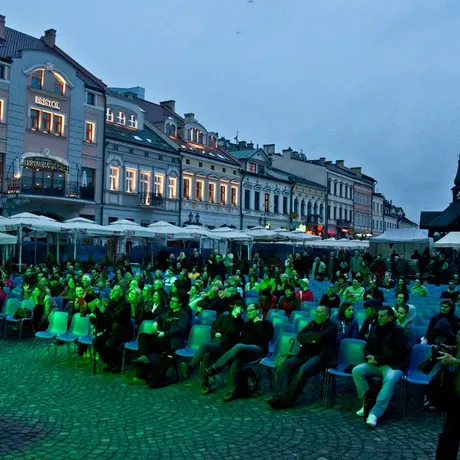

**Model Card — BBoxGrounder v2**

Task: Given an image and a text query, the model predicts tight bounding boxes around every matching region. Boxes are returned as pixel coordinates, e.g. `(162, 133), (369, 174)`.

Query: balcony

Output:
(139, 192), (164, 207)
(7, 178), (95, 201)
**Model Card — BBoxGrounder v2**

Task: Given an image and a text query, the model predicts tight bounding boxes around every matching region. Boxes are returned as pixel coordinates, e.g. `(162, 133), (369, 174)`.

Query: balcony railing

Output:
(7, 178), (95, 201)
(139, 193), (164, 207)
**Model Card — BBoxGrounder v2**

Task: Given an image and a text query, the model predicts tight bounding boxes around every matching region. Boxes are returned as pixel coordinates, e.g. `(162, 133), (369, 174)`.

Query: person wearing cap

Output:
(295, 278), (314, 302)
(358, 298), (382, 340)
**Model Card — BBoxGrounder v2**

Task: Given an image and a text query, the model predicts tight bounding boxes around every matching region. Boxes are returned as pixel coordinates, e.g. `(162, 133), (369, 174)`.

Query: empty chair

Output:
(301, 301), (317, 310)
(55, 314), (90, 360)
(122, 320), (156, 372)
(5, 299), (34, 340)
(294, 317), (310, 334)
(323, 338), (366, 406)
(270, 315), (289, 329)
(269, 323), (295, 353)
(355, 310), (367, 327)
(290, 310), (310, 325)
(34, 311), (68, 356)
(196, 309), (217, 323)
(259, 332), (299, 388)
(266, 309), (286, 322)
(1, 298), (20, 337)
(176, 325), (212, 358)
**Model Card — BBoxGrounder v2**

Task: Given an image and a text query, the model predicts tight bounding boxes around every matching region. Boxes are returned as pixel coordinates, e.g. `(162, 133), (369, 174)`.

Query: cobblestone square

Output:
(0, 338), (441, 460)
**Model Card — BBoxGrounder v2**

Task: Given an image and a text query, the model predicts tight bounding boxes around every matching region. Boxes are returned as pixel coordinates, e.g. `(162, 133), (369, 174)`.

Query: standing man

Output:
(352, 306), (407, 428)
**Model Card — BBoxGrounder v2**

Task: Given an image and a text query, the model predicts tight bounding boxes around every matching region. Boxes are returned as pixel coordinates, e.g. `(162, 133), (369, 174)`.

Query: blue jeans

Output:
(212, 343), (264, 392)
(352, 363), (404, 418)
(190, 342), (225, 369)
(275, 355), (324, 404)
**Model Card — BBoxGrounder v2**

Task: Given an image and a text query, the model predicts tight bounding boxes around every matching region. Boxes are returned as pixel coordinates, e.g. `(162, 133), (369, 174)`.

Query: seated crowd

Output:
(1, 248), (460, 433)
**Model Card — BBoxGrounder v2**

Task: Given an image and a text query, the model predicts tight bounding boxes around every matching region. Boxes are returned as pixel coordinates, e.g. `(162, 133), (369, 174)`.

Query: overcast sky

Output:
(5, 0), (460, 221)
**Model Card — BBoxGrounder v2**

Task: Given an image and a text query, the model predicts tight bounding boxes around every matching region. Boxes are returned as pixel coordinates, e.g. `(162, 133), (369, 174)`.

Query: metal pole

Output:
(73, 230), (77, 261)
(18, 226), (23, 273)
(56, 236), (60, 265)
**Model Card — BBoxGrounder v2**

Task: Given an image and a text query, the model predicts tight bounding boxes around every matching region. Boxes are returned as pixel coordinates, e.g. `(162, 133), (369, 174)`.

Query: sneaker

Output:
(133, 355), (150, 364)
(356, 406), (365, 417)
(366, 414), (377, 428)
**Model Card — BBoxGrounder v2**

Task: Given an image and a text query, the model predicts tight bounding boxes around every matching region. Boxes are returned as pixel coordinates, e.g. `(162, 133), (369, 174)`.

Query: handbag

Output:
(14, 307), (32, 319)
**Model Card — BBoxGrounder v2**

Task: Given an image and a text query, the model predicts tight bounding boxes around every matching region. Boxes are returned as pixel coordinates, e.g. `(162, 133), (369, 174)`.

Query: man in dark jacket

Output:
(268, 305), (338, 410)
(440, 280), (460, 303)
(131, 294), (189, 386)
(180, 300), (246, 393)
(352, 306), (407, 428)
(94, 284), (132, 373)
(358, 298), (382, 340)
(204, 302), (274, 402)
(426, 299), (458, 344)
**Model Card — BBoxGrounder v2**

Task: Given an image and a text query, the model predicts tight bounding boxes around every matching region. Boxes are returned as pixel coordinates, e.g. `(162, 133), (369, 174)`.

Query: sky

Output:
(4, 0), (460, 222)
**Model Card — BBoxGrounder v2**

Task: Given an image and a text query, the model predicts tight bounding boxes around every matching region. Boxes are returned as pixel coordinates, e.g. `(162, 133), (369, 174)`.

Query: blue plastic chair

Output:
(290, 310), (310, 325)
(259, 332), (299, 389)
(53, 296), (64, 311)
(121, 320), (156, 372)
(266, 309), (286, 322)
(2, 286), (10, 297)
(34, 311), (68, 356)
(56, 314), (90, 360)
(269, 323), (295, 353)
(322, 338), (366, 406)
(1, 298), (20, 338)
(301, 301), (317, 310)
(8, 289), (22, 301)
(270, 315), (289, 329)
(355, 310), (367, 327)
(5, 299), (35, 340)
(294, 317), (310, 334)
(176, 325), (212, 358)
(196, 309), (217, 325)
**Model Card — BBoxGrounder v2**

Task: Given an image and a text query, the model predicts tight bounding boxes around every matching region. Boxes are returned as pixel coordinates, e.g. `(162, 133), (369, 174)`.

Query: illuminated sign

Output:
(23, 157), (68, 172)
(34, 96), (61, 110)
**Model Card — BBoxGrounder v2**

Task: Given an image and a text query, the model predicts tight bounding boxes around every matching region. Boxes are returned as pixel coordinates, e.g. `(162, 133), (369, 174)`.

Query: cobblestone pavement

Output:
(0, 337), (441, 460)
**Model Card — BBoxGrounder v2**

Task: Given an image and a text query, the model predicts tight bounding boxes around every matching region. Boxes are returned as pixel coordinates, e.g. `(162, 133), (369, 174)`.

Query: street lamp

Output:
(188, 211), (193, 223)
(195, 213), (200, 224)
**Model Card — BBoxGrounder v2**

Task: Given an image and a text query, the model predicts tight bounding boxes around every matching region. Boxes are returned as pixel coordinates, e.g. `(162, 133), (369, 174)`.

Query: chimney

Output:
(318, 157), (326, 165)
(351, 167), (362, 176)
(184, 113), (195, 123)
(238, 141), (247, 150)
(336, 160), (344, 167)
(0, 15), (5, 41)
(41, 28), (57, 48)
(247, 142), (254, 149)
(160, 100), (176, 113)
(263, 144), (275, 156)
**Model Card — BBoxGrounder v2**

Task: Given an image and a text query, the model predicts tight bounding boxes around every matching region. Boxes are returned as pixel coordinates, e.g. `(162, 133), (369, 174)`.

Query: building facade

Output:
(0, 16), (106, 220)
(353, 172), (375, 235)
(372, 192), (384, 235)
(102, 91), (181, 225)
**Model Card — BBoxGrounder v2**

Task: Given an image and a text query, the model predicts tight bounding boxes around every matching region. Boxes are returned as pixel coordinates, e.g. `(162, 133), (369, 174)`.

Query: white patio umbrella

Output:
(245, 226), (287, 241)
(433, 232), (460, 248)
(0, 212), (69, 272)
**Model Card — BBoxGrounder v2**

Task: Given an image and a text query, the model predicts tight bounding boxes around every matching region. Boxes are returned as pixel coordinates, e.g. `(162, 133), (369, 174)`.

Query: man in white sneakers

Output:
(352, 305), (407, 428)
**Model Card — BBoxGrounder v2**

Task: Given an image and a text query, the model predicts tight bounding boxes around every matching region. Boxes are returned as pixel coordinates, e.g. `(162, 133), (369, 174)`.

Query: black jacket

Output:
(157, 308), (189, 351)
(241, 320), (274, 355)
(211, 312), (245, 349)
(97, 297), (132, 339)
(364, 321), (407, 370)
(358, 317), (377, 341)
(297, 318), (338, 366)
(319, 293), (341, 310)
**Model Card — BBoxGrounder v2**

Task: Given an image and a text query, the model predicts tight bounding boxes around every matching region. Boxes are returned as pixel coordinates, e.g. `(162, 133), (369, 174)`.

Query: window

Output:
(283, 196), (288, 214)
(86, 92), (96, 105)
(81, 168), (94, 187)
(222, 168), (226, 173)
(31, 109), (40, 131)
(339, 207), (343, 219)
(183, 178), (190, 199)
(254, 191), (260, 211)
(42, 112), (51, 133)
(53, 114), (64, 136)
(189, 128), (203, 143)
(209, 135), (217, 147)
(339, 183), (343, 197)
(116, 111), (125, 125)
(209, 183), (216, 203)
(210, 165), (215, 170)
(334, 182), (337, 196)
(274, 195), (279, 214)
(258, 165), (265, 175)
(0, 99), (4, 123)
(333, 206), (337, 220)
(106, 108), (114, 122)
(248, 163), (256, 173)
(109, 166), (120, 191)
(168, 177), (177, 199)
(328, 205), (331, 219)
(125, 169), (137, 193)
(0, 64), (7, 81)
(85, 122), (95, 143)
(165, 122), (176, 136)
(140, 172), (150, 195)
(31, 70), (43, 89)
(231, 186), (237, 206)
(196, 181), (203, 201)
(53, 75), (65, 95)
(220, 185), (227, 205)
(264, 193), (270, 212)
(186, 159), (190, 165)
(128, 114), (137, 129)
(199, 162), (203, 168)
(154, 174), (164, 196)
(244, 189), (251, 209)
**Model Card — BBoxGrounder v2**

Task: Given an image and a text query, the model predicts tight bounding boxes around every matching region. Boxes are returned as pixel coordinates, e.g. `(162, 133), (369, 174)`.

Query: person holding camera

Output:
(434, 330), (460, 460)
(180, 300), (246, 393)
(204, 303), (274, 402)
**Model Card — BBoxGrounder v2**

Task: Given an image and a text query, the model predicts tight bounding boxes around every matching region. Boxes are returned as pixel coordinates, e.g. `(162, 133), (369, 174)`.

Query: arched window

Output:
(319, 203), (324, 220)
(313, 202), (318, 216)
(31, 69), (44, 89)
(300, 200), (305, 217)
(53, 73), (65, 95)
(166, 122), (177, 136)
(307, 201), (312, 217)
(294, 198), (299, 215)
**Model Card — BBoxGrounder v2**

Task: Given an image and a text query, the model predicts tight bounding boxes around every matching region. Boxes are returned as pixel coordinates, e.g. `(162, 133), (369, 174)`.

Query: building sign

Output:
(34, 96), (61, 110)
(23, 157), (69, 172)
